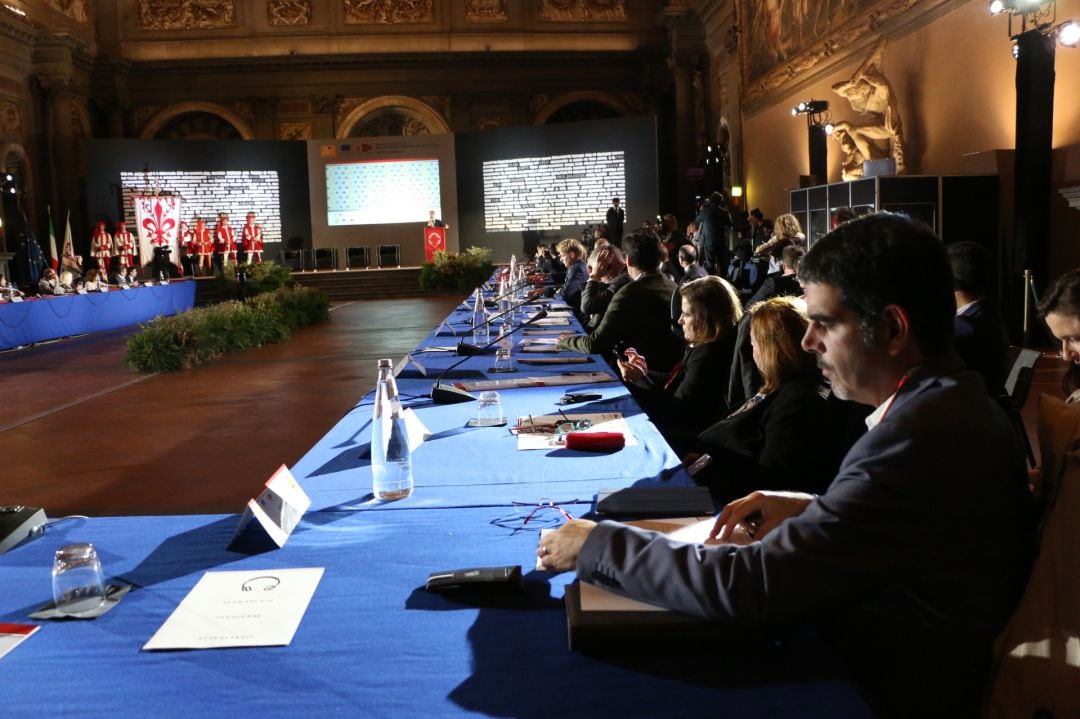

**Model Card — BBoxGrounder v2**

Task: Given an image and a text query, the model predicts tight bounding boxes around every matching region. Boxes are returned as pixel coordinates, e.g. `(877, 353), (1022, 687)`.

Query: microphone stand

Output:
(430, 310), (549, 404)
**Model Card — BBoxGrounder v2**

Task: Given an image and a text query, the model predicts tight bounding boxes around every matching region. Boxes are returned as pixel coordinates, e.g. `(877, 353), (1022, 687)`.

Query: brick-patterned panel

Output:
(482, 150), (625, 232)
(119, 170), (282, 243)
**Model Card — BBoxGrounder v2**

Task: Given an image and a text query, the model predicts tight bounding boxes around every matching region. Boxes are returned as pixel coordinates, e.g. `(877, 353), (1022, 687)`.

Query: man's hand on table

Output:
(708, 491), (815, 545)
(538, 519), (597, 572)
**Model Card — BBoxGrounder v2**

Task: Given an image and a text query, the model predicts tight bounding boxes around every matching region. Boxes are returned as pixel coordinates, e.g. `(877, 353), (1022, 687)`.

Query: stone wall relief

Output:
(830, 39), (905, 181)
(0, 102), (23, 138)
(538, 0), (628, 22)
(279, 122), (312, 140)
(466, 0), (508, 22)
(136, 0), (238, 31)
(43, 0), (88, 24)
(343, 0), (434, 24)
(268, 0), (311, 26)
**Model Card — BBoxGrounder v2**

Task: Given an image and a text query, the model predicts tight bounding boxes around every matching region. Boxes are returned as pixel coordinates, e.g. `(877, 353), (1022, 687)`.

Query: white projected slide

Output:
(327, 159), (442, 226)
(483, 151), (626, 233)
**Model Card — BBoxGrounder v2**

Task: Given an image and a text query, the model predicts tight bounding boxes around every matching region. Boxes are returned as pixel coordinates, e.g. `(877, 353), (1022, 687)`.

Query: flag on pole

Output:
(62, 211), (74, 261)
(23, 210), (46, 283)
(47, 206), (59, 270)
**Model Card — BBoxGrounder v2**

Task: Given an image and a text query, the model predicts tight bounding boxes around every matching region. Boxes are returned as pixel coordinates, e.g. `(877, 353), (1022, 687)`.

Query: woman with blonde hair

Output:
(618, 275), (742, 438)
(754, 212), (804, 263)
(689, 295), (865, 503)
(556, 237), (588, 313)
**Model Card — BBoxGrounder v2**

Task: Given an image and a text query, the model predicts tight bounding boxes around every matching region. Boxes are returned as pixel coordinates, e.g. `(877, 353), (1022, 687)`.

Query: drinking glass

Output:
(493, 348), (514, 372)
(474, 391), (505, 426)
(52, 543), (106, 617)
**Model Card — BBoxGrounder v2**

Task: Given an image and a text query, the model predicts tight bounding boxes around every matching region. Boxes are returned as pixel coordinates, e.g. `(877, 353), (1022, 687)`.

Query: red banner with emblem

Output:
(424, 226), (446, 263)
(133, 195), (182, 268)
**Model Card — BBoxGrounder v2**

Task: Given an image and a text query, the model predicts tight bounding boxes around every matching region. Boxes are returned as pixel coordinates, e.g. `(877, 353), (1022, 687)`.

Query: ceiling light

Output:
(1058, 20), (1080, 46)
(989, 0), (1007, 15)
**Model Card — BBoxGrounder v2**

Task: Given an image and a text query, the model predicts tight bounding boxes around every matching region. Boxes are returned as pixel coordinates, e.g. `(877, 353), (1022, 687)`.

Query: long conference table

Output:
(0, 281), (196, 351)
(0, 278), (873, 717)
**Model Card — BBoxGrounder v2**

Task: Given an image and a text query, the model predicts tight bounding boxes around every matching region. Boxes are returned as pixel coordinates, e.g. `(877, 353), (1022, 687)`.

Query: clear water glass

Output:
(494, 348), (514, 372)
(52, 543), (106, 617)
(474, 391), (505, 426)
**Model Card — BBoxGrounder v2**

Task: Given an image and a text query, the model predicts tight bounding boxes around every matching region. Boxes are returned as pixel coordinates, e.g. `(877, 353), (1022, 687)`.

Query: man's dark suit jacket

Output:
(577, 357), (1034, 717)
(580, 272), (631, 329)
(606, 206), (625, 244)
(745, 271), (801, 308)
(954, 298), (1010, 397)
(558, 271), (681, 371)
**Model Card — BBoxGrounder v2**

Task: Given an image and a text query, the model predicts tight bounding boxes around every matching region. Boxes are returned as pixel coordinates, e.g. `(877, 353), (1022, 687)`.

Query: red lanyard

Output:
(877, 370), (916, 425)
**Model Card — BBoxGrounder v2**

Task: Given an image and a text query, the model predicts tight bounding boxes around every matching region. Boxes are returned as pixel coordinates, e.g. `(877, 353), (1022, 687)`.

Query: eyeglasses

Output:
(510, 415), (593, 439)
(490, 498), (578, 532)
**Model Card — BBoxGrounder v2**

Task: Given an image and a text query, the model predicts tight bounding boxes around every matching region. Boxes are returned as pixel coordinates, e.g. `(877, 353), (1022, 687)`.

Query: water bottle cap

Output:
(377, 358), (392, 368)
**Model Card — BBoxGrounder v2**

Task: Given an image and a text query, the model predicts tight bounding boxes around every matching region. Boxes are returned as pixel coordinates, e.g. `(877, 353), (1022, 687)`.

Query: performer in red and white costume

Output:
(113, 220), (137, 271)
(91, 221), (113, 274)
(242, 212), (264, 264)
(193, 218), (214, 275)
(214, 213), (237, 268)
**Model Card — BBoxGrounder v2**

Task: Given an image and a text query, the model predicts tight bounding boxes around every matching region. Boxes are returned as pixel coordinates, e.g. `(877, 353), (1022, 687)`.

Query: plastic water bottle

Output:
(371, 358), (413, 501)
(471, 288), (489, 344)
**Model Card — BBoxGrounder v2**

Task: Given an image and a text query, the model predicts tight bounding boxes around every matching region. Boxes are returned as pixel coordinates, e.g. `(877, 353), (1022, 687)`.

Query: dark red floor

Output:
(0, 296), (461, 516)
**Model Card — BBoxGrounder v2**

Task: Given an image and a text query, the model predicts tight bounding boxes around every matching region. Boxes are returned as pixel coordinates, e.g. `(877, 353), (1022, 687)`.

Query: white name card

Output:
(231, 464), (312, 549)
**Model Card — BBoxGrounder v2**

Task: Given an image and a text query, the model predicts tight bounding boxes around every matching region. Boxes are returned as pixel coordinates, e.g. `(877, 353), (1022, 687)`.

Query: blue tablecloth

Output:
(0, 284), (872, 717)
(0, 281), (196, 350)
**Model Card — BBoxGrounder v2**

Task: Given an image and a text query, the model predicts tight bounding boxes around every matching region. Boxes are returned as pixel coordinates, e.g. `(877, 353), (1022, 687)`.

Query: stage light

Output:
(824, 123), (835, 135)
(1059, 20), (1080, 46)
(990, 0), (1007, 15)
(796, 101), (808, 113)
(730, 186), (743, 198)
(791, 107), (798, 117)
(1012, 40), (1020, 58)
(3, 174), (11, 182)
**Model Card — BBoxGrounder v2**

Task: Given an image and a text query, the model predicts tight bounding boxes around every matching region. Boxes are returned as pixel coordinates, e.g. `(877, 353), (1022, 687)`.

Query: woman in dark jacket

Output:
(689, 295), (866, 504)
(617, 276), (742, 441)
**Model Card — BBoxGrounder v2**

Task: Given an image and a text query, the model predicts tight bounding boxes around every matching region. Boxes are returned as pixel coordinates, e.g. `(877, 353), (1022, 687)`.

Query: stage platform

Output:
(192, 266), (453, 305)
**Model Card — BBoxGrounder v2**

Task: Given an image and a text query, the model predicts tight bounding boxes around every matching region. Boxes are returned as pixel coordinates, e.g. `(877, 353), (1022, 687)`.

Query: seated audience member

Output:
(540, 213), (1035, 719)
(580, 245), (630, 330)
(38, 268), (65, 296)
(556, 238), (587, 312)
(619, 276), (742, 440)
(124, 267), (140, 287)
(745, 245), (803, 307)
(947, 241), (1009, 397)
(689, 296), (864, 503)
(110, 267), (127, 286)
(557, 228), (682, 372)
(754, 212), (802, 268)
(82, 268), (108, 292)
(658, 243), (683, 285)
(670, 245), (710, 323)
(0, 274), (24, 300)
(658, 213), (687, 254)
(833, 206), (856, 227)
(1038, 267), (1080, 403)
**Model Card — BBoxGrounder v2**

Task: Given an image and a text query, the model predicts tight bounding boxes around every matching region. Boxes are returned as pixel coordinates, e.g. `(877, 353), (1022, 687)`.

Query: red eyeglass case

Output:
(564, 431), (625, 452)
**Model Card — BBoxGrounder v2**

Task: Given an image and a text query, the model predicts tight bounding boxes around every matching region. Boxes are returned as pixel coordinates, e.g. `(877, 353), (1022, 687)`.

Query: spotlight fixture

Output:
(990, 0), (1077, 53)
(730, 186), (743, 198)
(792, 99), (829, 116)
(1012, 40), (1021, 58)
(824, 122), (835, 135)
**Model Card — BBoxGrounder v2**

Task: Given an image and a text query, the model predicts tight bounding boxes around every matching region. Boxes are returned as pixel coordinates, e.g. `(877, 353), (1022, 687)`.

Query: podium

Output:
(424, 226), (446, 262)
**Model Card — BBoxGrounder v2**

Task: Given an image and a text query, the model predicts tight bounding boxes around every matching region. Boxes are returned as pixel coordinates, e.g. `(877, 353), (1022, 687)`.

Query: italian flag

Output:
(47, 207), (59, 270)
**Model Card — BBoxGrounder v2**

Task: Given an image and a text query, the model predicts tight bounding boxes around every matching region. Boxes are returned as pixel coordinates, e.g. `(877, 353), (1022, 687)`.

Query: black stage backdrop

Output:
(84, 140), (310, 260)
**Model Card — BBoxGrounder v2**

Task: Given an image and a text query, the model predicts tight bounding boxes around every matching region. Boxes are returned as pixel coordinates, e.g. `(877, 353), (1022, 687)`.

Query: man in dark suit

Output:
(947, 241), (1009, 397)
(557, 228), (681, 372)
(695, 190), (732, 274)
(745, 244), (803, 308)
(541, 214), (1034, 718)
(605, 198), (625, 247)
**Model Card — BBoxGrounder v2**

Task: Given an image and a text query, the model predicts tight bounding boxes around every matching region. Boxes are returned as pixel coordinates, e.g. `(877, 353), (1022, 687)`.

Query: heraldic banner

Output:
(424, 226), (446, 263)
(134, 195), (182, 268)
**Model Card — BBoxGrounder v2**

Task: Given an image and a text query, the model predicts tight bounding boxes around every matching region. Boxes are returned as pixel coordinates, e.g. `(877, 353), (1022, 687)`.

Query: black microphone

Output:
(430, 310), (550, 404)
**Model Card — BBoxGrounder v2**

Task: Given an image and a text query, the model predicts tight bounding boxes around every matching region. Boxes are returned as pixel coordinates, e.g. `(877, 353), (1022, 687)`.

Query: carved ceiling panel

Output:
(538, 0), (628, 22)
(136, 0), (238, 31)
(279, 122), (311, 140)
(466, 0), (508, 23)
(42, 0), (89, 24)
(343, 0), (434, 25)
(268, 0), (311, 26)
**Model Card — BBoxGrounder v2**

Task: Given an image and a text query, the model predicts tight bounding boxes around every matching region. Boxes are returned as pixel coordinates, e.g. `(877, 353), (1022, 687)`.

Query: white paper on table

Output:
(0, 623), (40, 660)
(514, 412), (638, 450)
(578, 517), (714, 612)
(143, 567), (324, 651)
(529, 317), (572, 327)
(402, 407), (431, 453)
(457, 372), (617, 392)
(520, 337), (559, 346)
